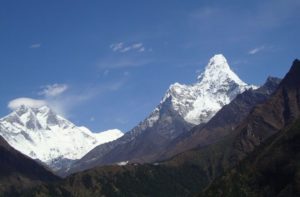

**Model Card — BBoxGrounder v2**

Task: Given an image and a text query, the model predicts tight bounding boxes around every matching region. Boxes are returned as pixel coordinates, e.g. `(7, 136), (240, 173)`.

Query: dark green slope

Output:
(26, 165), (204, 196)
(23, 133), (239, 197)
(202, 119), (300, 197)
(22, 132), (240, 197)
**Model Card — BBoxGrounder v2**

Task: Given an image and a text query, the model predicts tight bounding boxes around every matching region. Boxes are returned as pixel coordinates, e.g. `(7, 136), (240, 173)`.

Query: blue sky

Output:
(0, 0), (299, 132)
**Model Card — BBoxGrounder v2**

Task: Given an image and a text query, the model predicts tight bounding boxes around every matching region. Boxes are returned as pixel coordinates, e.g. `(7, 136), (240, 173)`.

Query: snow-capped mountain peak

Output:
(160, 54), (258, 125)
(199, 54), (230, 76)
(65, 54), (259, 173)
(0, 105), (123, 171)
(197, 54), (246, 86)
(3, 105), (72, 131)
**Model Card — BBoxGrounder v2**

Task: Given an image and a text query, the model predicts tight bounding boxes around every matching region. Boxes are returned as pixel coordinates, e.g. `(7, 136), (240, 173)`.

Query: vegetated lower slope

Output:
(22, 144), (232, 197)
(202, 119), (300, 197)
(0, 136), (59, 196)
(24, 126), (268, 197)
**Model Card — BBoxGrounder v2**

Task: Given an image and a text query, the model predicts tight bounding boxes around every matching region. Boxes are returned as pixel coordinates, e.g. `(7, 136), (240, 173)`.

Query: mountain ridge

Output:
(67, 54), (257, 175)
(230, 59), (300, 164)
(159, 76), (281, 160)
(5, 58), (298, 197)
(27, 58), (298, 197)
(0, 105), (123, 172)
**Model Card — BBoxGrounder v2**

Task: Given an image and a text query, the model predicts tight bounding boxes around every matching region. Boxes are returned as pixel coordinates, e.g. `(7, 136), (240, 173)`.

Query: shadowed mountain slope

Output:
(160, 76), (281, 160)
(0, 136), (59, 196)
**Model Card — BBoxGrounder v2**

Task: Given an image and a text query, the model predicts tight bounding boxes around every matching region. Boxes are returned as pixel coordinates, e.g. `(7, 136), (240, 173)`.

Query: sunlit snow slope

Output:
(148, 54), (257, 126)
(0, 105), (123, 170)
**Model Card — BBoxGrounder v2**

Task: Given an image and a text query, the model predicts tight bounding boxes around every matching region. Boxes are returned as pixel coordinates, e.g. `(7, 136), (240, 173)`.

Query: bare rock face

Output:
(231, 59), (300, 163)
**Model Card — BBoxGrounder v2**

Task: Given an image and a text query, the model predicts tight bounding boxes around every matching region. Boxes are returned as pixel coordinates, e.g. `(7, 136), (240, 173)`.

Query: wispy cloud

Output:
(29, 43), (41, 49)
(248, 46), (265, 55)
(8, 98), (47, 110)
(8, 78), (128, 118)
(44, 81), (126, 117)
(39, 84), (68, 97)
(110, 42), (124, 52)
(110, 42), (146, 53)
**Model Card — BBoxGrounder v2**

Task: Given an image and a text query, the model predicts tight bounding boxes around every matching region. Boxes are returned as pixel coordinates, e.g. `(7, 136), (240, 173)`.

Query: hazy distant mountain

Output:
(68, 54), (256, 175)
(0, 105), (123, 172)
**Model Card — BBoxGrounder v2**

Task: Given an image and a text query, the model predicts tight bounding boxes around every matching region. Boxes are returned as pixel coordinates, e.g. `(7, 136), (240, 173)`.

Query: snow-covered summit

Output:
(160, 54), (257, 125)
(0, 105), (123, 170)
(197, 54), (246, 85)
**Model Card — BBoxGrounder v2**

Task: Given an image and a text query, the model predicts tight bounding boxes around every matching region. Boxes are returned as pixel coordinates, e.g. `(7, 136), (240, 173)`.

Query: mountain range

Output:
(0, 105), (123, 172)
(0, 55), (299, 197)
(67, 54), (257, 175)
(159, 76), (281, 160)
(15, 58), (299, 197)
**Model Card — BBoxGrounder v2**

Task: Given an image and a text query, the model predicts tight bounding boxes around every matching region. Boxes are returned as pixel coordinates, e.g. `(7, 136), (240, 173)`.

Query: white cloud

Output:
(110, 42), (146, 53)
(110, 42), (124, 52)
(7, 79), (127, 118)
(120, 46), (132, 53)
(131, 43), (143, 49)
(8, 98), (47, 110)
(30, 43), (41, 49)
(39, 84), (68, 97)
(139, 47), (145, 52)
(248, 46), (265, 55)
(45, 80), (126, 117)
